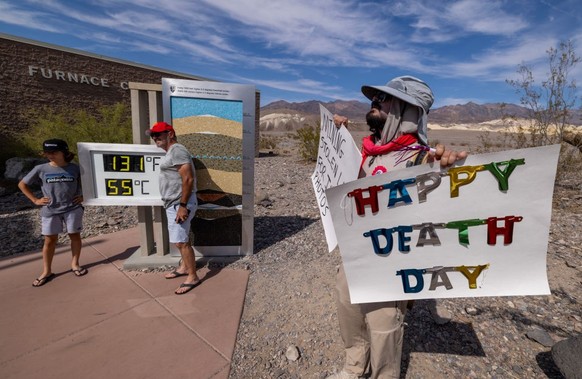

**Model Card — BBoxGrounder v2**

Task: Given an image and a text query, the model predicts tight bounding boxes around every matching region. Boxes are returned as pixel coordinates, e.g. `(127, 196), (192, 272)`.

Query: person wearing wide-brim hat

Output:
(328, 76), (467, 379)
(18, 139), (86, 287)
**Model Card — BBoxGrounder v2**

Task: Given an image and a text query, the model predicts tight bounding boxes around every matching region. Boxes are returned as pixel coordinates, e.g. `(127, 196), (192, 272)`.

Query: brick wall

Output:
(0, 35), (260, 156)
(0, 37), (195, 134)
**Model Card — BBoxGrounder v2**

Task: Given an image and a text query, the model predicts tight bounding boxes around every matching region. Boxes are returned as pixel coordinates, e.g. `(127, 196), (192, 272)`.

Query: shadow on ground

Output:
(400, 299), (485, 377)
(253, 215), (317, 253)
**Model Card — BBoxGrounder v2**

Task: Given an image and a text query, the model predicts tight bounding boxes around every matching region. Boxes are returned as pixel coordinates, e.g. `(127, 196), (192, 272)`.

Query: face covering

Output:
(371, 98), (423, 146)
(365, 109), (388, 139)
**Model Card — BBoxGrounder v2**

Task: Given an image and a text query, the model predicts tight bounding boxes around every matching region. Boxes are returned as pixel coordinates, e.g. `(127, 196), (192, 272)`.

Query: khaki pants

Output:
(335, 264), (407, 379)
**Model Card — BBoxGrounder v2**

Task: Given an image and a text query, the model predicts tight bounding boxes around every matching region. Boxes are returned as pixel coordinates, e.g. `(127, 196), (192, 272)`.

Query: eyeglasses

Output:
(374, 92), (390, 103)
(150, 131), (169, 138)
(371, 92), (391, 109)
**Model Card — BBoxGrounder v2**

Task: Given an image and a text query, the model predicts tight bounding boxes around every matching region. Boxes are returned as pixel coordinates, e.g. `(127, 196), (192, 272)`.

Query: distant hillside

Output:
(260, 100), (582, 131)
(429, 102), (534, 124)
(261, 100), (369, 121)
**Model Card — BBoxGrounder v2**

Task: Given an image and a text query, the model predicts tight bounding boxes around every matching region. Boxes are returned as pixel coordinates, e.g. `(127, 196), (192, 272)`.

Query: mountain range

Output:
(260, 100), (582, 131)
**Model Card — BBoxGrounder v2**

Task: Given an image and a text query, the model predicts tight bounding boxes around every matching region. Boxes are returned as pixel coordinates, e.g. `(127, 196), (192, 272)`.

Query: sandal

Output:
(175, 280), (201, 295)
(165, 270), (188, 279)
(32, 273), (55, 287)
(72, 267), (88, 276)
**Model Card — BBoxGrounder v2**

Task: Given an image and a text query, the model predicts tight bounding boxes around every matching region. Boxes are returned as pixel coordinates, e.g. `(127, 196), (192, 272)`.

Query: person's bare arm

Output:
(174, 163), (194, 223)
(18, 180), (50, 206)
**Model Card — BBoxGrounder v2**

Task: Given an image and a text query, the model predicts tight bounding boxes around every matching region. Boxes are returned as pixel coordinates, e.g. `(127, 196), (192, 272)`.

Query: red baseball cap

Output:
(145, 121), (174, 136)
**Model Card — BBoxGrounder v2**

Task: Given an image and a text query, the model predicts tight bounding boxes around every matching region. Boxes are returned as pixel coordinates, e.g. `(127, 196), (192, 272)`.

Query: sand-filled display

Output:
(174, 114), (242, 138)
(174, 114), (243, 246)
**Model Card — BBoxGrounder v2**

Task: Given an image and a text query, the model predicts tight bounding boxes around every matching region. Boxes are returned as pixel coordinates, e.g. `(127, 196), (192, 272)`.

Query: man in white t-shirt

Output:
(146, 121), (200, 295)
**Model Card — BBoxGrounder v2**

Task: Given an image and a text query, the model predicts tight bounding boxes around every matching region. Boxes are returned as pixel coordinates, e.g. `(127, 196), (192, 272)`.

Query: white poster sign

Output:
(326, 145), (560, 303)
(312, 104), (361, 252)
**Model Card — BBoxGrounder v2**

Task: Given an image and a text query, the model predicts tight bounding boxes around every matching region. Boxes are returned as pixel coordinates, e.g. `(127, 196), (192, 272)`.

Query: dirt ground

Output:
(261, 128), (504, 156)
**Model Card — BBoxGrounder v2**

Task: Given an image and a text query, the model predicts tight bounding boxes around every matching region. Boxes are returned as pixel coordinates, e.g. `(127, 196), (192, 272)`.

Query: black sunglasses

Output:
(150, 131), (169, 138)
(371, 92), (390, 109)
(374, 92), (390, 102)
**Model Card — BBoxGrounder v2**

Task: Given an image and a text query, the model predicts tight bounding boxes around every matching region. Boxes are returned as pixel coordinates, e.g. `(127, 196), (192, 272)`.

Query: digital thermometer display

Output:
(78, 143), (166, 206)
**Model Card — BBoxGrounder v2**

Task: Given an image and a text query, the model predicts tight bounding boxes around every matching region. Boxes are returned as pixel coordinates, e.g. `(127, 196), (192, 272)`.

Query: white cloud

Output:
(1, 0), (580, 104)
(0, 3), (61, 32)
(446, 0), (528, 35)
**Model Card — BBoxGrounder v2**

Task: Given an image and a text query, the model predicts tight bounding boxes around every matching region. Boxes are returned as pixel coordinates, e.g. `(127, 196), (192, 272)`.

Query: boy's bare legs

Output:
(69, 232), (83, 271)
(40, 234), (58, 278)
(33, 235), (58, 286)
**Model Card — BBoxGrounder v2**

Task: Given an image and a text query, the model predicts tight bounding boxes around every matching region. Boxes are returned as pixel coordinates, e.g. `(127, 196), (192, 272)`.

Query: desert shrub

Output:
(259, 134), (278, 150)
(296, 124), (320, 162)
(21, 103), (132, 159)
(506, 40), (580, 148)
(505, 40), (582, 176)
(477, 131), (506, 153)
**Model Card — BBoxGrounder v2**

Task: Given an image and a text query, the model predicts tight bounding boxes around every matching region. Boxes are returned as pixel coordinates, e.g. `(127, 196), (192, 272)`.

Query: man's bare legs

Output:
(174, 241), (200, 294)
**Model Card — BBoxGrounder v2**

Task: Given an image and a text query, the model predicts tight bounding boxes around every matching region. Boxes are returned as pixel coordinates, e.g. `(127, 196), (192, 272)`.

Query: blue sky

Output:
(1, 0), (581, 108)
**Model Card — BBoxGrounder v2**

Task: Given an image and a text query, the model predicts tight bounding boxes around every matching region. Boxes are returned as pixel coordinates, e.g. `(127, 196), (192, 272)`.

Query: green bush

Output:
(296, 124), (320, 162)
(21, 103), (132, 160)
(259, 134), (278, 150)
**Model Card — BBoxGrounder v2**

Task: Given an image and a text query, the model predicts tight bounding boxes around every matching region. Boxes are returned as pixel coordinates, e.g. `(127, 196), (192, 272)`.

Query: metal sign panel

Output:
(162, 79), (255, 256)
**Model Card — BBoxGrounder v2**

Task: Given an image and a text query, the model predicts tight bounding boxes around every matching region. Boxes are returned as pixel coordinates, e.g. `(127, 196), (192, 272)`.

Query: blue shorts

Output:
(41, 207), (84, 235)
(165, 199), (197, 243)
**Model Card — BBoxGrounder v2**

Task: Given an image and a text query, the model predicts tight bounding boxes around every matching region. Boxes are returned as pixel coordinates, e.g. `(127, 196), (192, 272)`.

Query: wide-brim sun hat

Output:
(361, 75), (434, 114)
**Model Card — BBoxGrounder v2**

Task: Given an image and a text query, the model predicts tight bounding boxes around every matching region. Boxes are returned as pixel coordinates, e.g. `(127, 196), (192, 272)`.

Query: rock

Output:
(565, 261), (577, 268)
(560, 141), (582, 164)
(285, 345), (300, 361)
(551, 335), (582, 379)
(4, 157), (46, 181)
(430, 304), (452, 325)
(526, 327), (554, 347)
(465, 306), (479, 315)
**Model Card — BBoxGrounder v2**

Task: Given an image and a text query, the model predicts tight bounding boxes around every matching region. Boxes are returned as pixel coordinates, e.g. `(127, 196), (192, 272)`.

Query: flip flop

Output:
(32, 273), (55, 287)
(72, 267), (88, 277)
(165, 270), (188, 279)
(175, 280), (201, 295)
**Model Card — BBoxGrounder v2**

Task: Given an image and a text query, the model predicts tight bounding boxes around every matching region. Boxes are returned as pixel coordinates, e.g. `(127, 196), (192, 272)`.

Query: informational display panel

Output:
(78, 142), (166, 206)
(326, 145), (560, 303)
(162, 79), (255, 256)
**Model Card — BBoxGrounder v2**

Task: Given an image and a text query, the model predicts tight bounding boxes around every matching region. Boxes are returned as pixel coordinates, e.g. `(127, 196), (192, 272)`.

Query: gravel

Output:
(1, 150), (580, 379)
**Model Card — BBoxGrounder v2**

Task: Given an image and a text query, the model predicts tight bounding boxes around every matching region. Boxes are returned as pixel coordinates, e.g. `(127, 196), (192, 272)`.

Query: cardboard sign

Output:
(312, 104), (361, 251)
(326, 145), (560, 303)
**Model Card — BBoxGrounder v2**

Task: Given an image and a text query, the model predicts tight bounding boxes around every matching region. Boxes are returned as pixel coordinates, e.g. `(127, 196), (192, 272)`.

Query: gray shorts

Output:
(41, 207), (84, 235)
(165, 199), (197, 243)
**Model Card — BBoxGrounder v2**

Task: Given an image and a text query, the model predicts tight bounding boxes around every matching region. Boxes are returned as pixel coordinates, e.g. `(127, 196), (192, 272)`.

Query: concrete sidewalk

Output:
(0, 227), (249, 379)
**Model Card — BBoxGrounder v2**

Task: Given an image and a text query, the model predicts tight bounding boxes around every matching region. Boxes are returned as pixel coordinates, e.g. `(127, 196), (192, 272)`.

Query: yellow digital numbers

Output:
(103, 154), (145, 173)
(105, 179), (133, 196)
